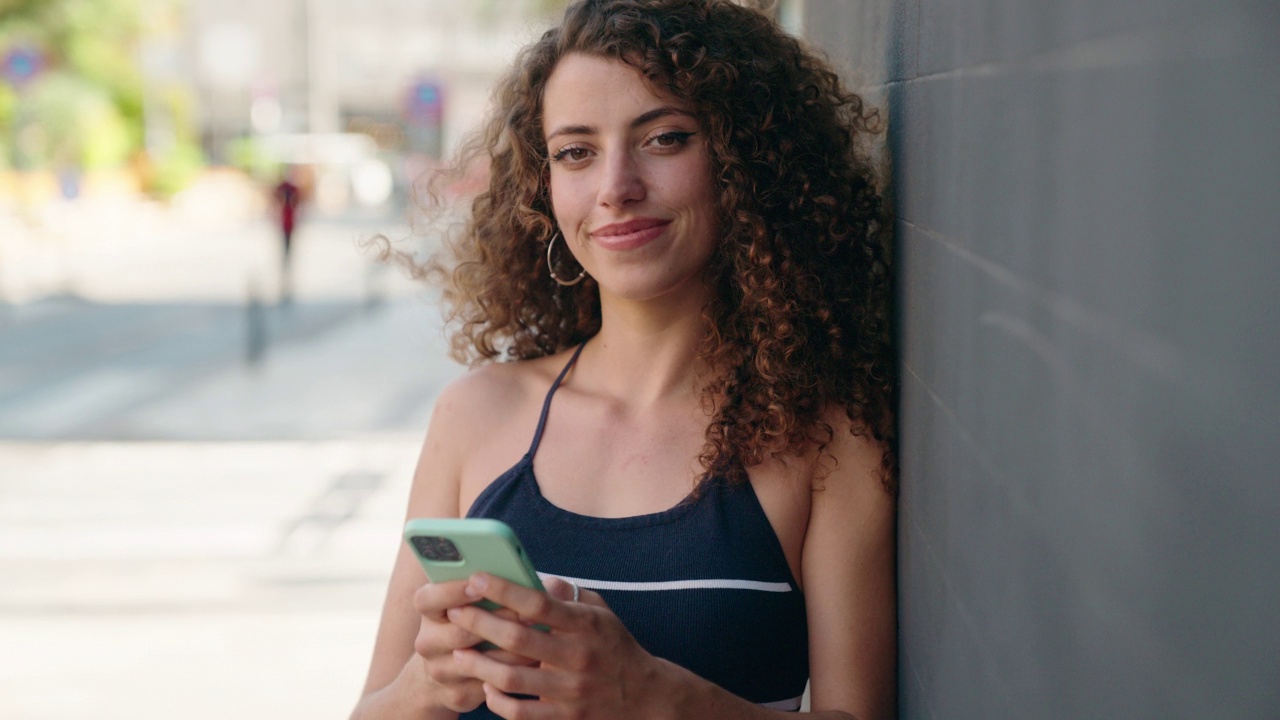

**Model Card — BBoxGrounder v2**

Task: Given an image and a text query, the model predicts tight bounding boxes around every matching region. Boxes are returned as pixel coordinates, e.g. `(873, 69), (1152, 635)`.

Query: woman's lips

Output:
(590, 218), (672, 251)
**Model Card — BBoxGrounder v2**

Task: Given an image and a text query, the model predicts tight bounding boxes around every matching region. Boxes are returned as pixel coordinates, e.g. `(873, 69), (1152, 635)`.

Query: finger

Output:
(488, 605), (524, 624)
(574, 587), (608, 609)
(447, 604), (560, 663)
(440, 687), (486, 715)
(414, 618), (484, 657)
(469, 652), (591, 708)
(467, 573), (579, 630)
(422, 658), (481, 689)
(454, 608), (541, 662)
(540, 576), (577, 603)
(413, 579), (478, 617)
(479, 646), (539, 667)
(453, 648), (548, 698)
(428, 675), (486, 714)
(482, 683), (561, 720)
(534, 577), (609, 611)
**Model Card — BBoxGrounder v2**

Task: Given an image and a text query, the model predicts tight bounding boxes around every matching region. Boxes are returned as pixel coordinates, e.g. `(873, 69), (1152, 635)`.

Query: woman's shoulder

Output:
(805, 406), (894, 503)
(429, 348), (582, 436)
(412, 348), (584, 514)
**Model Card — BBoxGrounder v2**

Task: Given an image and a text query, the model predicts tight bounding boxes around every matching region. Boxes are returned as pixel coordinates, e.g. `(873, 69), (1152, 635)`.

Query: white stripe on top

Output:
(539, 573), (792, 593)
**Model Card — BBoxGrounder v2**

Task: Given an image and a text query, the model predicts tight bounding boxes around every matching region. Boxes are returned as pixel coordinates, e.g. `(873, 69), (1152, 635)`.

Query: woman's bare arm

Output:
(351, 375), (484, 719)
(802, 421), (898, 719)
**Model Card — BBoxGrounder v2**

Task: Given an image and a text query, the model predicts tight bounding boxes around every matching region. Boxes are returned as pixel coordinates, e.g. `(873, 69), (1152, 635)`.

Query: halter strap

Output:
(528, 341), (588, 457)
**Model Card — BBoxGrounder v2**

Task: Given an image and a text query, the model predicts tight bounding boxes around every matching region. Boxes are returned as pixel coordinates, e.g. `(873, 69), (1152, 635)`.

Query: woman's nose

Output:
(597, 152), (645, 207)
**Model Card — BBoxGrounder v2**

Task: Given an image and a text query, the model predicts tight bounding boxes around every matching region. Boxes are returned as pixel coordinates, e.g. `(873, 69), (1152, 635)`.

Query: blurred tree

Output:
(0, 81), (14, 167)
(0, 0), (201, 194)
(21, 71), (131, 167)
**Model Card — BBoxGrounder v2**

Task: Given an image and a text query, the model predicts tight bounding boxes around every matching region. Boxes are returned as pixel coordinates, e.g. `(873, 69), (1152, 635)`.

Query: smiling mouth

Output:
(591, 219), (672, 250)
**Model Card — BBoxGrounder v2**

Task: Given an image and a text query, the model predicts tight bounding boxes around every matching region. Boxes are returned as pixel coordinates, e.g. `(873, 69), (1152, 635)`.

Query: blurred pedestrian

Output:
(273, 166), (304, 301)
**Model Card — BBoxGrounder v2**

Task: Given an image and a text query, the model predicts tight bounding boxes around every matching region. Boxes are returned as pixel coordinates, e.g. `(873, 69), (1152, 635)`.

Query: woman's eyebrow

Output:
(544, 106), (692, 142)
(546, 123), (594, 142)
(629, 106), (691, 128)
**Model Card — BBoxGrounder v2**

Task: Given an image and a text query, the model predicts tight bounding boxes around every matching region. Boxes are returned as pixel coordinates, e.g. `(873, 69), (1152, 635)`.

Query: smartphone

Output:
(403, 518), (546, 614)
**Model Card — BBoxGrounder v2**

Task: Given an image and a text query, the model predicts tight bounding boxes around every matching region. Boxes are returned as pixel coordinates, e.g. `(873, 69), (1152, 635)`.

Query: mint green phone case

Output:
(403, 518), (546, 613)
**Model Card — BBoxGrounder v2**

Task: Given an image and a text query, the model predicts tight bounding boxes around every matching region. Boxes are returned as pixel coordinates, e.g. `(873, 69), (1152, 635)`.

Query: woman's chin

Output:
(595, 271), (709, 306)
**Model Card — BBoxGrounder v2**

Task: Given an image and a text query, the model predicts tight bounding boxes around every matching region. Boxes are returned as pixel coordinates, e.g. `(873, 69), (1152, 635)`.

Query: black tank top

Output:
(463, 343), (809, 716)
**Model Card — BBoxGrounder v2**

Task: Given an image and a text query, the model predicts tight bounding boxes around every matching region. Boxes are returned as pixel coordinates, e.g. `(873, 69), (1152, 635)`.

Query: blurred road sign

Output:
(405, 80), (443, 125)
(2, 46), (44, 86)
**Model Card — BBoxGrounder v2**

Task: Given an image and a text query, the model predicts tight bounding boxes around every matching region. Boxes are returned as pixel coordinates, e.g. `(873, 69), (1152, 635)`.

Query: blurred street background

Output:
(0, 0), (572, 717)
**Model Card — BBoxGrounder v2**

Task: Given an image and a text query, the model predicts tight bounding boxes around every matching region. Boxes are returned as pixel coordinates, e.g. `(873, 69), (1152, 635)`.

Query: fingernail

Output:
(468, 574), (488, 596)
(446, 607), (461, 621)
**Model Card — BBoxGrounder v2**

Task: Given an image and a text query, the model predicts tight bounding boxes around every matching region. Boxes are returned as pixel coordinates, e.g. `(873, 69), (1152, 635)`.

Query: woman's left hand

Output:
(445, 573), (674, 719)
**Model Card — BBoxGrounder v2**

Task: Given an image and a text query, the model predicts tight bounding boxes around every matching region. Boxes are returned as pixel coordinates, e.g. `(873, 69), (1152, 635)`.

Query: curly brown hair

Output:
(427, 0), (896, 492)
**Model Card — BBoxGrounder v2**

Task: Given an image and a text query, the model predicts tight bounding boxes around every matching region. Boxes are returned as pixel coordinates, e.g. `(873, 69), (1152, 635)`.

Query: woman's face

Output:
(542, 53), (719, 304)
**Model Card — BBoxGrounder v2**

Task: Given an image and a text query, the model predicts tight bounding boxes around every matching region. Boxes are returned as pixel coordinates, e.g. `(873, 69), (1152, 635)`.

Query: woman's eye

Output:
(648, 131), (696, 149)
(551, 146), (591, 163)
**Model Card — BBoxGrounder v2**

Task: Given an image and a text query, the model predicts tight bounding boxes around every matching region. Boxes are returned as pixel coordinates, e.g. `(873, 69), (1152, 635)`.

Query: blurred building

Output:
(172, 0), (562, 210)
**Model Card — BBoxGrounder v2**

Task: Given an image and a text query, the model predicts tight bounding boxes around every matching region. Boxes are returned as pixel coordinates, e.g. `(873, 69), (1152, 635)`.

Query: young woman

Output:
(353, 1), (896, 717)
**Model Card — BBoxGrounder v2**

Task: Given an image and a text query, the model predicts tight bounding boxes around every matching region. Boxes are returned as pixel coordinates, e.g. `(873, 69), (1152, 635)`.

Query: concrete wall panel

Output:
(803, 1), (1280, 716)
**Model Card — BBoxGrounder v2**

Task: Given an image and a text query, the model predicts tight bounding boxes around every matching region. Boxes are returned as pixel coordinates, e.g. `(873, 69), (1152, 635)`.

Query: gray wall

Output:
(803, 1), (1280, 717)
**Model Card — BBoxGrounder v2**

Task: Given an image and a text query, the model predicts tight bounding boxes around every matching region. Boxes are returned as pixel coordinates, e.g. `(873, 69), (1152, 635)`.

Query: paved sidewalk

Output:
(0, 438), (420, 720)
(0, 173), (468, 718)
(0, 304), (466, 718)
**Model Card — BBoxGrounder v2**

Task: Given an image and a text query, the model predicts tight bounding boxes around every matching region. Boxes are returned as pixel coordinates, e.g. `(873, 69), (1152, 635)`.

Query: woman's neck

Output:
(580, 285), (711, 406)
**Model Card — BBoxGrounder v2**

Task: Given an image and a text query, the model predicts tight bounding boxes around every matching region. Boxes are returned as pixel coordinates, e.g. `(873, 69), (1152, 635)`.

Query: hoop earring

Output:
(547, 233), (586, 287)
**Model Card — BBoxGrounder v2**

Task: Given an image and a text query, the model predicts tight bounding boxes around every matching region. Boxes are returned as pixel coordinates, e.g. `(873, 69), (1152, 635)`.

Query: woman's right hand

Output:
(411, 580), (537, 713)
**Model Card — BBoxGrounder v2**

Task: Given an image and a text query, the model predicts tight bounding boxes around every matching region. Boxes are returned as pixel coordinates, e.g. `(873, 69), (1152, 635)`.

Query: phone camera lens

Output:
(412, 536), (462, 562)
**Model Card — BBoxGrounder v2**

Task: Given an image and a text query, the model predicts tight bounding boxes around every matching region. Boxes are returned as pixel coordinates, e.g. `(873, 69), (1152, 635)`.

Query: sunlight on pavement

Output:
(0, 439), (424, 719)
